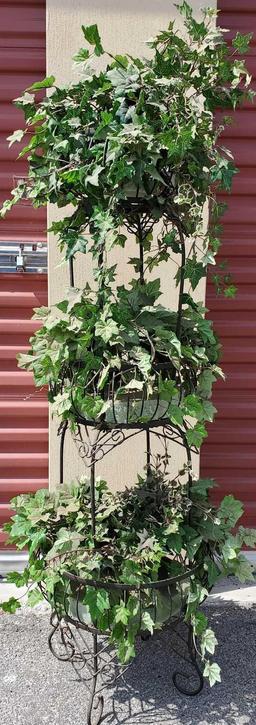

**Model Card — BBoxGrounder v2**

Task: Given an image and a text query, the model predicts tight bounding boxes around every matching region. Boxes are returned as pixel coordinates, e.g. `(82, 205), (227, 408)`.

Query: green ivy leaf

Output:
(159, 379), (177, 401)
(82, 24), (104, 56)
(114, 601), (130, 625)
(168, 404), (184, 427)
(233, 555), (255, 583)
(201, 400), (217, 422)
(27, 588), (44, 607)
(222, 540), (237, 563)
(84, 588), (110, 620)
(29, 529), (46, 555)
(232, 32), (253, 54)
(183, 394), (203, 420)
(6, 569), (29, 587)
(206, 559), (221, 587)
(191, 478), (215, 497)
(224, 285), (237, 299)
(141, 611), (154, 635)
(192, 610), (208, 636)
(95, 316), (120, 343)
(0, 597), (21, 614)
(27, 75), (55, 91)
(198, 370), (216, 399)
(182, 258), (206, 290)
(117, 638), (136, 663)
(186, 423), (207, 448)
(203, 661), (221, 687)
(73, 48), (90, 63)
(201, 628), (218, 656)
(238, 527), (256, 548)
(218, 495), (243, 528)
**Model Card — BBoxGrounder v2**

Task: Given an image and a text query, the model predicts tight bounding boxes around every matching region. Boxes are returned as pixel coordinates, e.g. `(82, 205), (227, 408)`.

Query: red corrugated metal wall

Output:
(0, 0), (48, 545)
(201, 0), (256, 527)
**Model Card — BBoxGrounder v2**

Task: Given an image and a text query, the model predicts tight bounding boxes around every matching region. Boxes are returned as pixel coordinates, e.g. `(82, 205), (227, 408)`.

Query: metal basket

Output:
(48, 562), (204, 725)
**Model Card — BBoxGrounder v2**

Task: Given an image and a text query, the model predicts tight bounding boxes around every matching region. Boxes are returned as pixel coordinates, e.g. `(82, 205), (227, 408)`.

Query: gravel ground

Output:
(0, 602), (256, 725)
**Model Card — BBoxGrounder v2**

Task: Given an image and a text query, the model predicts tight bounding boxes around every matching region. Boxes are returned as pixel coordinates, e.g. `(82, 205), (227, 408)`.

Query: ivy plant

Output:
(1, 470), (256, 685)
(1, 2), (253, 434)
(18, 281), (220, 440)
(0, 1), (256, 691)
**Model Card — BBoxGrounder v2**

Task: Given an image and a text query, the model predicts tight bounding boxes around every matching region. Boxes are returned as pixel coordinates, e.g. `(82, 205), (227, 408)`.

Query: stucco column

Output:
(46, 0), (216, 490)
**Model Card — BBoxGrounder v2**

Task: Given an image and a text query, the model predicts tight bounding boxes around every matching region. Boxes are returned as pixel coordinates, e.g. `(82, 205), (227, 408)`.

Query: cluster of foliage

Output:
(2, 3), (253, 433)
(1, 1), (256, 692)
(2, 3), (253, 266)
(19, 280), (221, 441)
(1, 470), (256, 686)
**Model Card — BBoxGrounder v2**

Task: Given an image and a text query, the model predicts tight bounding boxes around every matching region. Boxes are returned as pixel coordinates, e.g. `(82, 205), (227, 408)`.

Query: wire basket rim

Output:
(63, 563), (200, 592)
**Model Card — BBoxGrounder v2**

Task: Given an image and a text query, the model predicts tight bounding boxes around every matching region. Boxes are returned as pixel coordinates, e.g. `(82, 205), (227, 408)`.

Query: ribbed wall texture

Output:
(0, 0), (46, 241)
(201, 2), (256, 527)
(0, 275), (48, 545)
(0, 0), (47, 545)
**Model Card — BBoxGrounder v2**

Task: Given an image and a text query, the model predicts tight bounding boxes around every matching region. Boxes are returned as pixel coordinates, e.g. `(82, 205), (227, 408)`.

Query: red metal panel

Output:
(201, 2), (256, 526)
(0, 0), (46, 241)
(0, 275), (48, 546)
(0, 2), (47, 546)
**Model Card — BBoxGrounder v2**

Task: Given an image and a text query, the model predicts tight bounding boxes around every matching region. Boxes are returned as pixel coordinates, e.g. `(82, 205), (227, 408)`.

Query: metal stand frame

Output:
(47, 246), (204, 724)
(48, 418), (204, 724)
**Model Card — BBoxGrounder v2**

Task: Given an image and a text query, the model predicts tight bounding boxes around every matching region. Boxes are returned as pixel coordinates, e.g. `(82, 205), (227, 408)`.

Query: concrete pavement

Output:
(0, 579), (256, 725)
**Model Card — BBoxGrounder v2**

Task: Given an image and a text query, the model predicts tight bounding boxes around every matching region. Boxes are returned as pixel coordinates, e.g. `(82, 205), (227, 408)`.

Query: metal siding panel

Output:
(201, 2), (256, 526)
(0, 275), (48, 545)
(0, 3), (47, 546)
(0, 1), (46, 241)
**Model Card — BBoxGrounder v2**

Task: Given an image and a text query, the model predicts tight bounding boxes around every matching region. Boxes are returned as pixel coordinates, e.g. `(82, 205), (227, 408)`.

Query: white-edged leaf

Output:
(201, 628), (218, 656)
(203, 661), (221, 687)
(7, 129), (25, 147)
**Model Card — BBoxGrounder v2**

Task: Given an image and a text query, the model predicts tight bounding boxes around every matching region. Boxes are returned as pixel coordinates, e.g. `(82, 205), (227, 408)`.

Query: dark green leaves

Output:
(82, 24), (104, 56)
(178, 258), (206, 291)
(232, 32), (253, 55)
(83, 588), (110, 620)
(0, 597), (21, 614)
(218, 495), (243, 528)
(186, 423), (207, 448)
(73, 48), (90, 63)
(27, 588), (44, 607)
(211, 158), (238, 192)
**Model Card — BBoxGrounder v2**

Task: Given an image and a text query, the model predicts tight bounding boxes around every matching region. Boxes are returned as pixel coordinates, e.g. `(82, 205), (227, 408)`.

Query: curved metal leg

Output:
(87, 634), (104, 725)
(172, 623), (204, 696)
(48, 611), (76, 662)
(87, 690), (104, 725)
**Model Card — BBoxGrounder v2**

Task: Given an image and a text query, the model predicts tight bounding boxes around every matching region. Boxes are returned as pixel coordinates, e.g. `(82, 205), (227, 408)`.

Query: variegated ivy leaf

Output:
(201, 628), (218, 657)
(141, 611), (154, 635)
(203, 662), (221, 687)
(7, 129), (25, 146)
(233, 555), (255, 583)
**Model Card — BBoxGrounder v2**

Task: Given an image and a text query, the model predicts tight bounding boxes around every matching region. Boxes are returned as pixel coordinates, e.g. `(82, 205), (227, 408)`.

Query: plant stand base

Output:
(171, 621), (204, 696)
(48, 612), (204, 724)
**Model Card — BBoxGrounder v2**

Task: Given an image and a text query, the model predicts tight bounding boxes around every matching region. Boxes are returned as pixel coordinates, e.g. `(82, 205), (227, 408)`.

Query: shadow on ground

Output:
(0, 603), (255, 725)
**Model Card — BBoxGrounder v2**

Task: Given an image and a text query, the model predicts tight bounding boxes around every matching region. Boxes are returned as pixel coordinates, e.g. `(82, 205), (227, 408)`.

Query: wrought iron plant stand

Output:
(47, 249), (204, 724)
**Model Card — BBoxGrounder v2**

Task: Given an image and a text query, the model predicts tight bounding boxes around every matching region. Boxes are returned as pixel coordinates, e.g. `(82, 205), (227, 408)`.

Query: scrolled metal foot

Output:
(87, 692), (104, 725)
(48, 611), (76, 662)
(172, 624), (204, 696)
(86, 632), (104, 724)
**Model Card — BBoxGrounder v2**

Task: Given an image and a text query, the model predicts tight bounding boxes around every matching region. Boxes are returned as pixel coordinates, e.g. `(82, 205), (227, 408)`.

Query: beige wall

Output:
(46, 0), (216, 491)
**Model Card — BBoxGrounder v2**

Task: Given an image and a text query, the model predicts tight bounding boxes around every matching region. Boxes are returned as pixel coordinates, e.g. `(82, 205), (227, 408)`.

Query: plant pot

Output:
(63, 575), (191, 636)
(104, 397), (170, 425)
